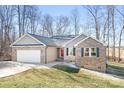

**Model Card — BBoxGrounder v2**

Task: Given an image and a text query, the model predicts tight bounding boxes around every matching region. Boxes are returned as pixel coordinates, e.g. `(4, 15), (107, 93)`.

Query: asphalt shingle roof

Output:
(64, 34), (87, 47)
(13, 33), (88, 47)
(29, 33), (88, 47)
(29, 34), (57, 46)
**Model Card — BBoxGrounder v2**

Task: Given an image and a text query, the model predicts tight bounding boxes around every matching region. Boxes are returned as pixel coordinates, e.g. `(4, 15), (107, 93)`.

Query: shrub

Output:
(52, 64), (80, 73)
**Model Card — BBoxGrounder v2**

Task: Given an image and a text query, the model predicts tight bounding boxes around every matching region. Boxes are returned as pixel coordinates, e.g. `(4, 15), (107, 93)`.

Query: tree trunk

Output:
(111, 7), (116, 61)
(118, 25), (124, 62)
(107, 6), (110, 61)
(22, 5), (26, 35)
(18, 5), (21, 37)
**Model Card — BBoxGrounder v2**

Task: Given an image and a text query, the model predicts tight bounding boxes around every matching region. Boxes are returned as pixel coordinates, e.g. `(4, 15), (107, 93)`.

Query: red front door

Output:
(61, 48), (64, 58)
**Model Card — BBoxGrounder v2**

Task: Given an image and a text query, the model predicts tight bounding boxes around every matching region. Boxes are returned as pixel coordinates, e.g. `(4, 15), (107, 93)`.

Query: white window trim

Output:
(84, 48), (97, 57)
(68, 48), (75, 56)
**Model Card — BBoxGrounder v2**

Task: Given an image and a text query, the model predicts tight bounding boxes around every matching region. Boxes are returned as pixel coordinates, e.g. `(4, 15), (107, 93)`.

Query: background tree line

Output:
(0, 5), (124, 62)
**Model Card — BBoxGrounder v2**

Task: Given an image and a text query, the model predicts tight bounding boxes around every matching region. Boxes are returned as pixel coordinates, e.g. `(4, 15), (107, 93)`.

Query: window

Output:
(73, 48), (75, 56)
(91, 48), (96, 56)
(83, 48), (98, 57)
(84, 48), (89, 56)
(69, 48), (73, 55)
(66, 48), (76, 56)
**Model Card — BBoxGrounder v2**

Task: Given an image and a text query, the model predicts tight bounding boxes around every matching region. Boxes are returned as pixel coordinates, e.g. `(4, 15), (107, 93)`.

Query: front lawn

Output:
(107, 62), (124, 70)
(107, 62), (124, 76)
(0, 68), (124, 88)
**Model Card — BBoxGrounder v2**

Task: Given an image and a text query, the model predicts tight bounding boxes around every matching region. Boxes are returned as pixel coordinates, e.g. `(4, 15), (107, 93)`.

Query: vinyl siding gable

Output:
(14, 35), (42, 45)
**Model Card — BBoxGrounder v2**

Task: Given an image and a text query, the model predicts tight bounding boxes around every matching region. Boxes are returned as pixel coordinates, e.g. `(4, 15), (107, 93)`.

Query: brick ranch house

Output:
(10, 33), (106, 72)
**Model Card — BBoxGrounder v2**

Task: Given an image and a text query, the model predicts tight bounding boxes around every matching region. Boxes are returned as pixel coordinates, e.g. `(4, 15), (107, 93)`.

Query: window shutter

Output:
(96, 47), (99, 57)
(66, 48), (68, 56)
(81, 48), (84, 57)
(73, 48), (75, 56)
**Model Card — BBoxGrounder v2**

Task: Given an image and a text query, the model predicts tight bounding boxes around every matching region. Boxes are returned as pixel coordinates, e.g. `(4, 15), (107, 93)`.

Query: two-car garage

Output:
(17, 50), (41, 64)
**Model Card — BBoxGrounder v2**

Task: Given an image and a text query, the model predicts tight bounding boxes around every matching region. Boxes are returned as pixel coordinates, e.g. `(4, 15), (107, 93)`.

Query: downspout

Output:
(45, 46), (48, 64)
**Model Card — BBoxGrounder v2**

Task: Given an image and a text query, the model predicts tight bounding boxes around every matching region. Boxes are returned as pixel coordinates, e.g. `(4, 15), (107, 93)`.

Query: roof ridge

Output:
(63, 33), (87, 47)
(28, 33), (50, 38)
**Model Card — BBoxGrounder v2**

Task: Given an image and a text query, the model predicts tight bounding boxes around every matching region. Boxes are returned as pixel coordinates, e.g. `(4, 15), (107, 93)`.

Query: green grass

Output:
(0, 68), (124, 88)
(107, 62), (124, 70)
(107, 62), (124, 76)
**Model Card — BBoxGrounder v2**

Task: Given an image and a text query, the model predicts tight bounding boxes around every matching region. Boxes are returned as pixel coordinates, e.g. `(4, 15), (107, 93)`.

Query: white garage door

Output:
(17, 50), (41, 63)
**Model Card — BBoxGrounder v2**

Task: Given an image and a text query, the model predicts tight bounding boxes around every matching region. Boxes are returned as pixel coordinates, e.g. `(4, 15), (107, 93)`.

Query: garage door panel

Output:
(17, 50), (41, 63)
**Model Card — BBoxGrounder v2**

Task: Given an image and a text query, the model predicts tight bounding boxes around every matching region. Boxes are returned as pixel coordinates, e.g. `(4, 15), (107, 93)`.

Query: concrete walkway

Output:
(45, 62), (124, 81)
(81, 68), (124, 81)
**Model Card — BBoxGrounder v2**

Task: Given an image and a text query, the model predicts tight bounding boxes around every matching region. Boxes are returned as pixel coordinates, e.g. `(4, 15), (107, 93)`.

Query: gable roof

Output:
(10, 34), (46, 47)
(63, 33), (87, 47)
(74, 36), (104, 47)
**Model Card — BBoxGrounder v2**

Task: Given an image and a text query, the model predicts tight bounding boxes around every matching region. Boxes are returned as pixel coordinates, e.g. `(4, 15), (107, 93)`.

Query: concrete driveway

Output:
(0, 61), (33, 78)
(0, 61), (61, 78)
(0, 61), (73, 78)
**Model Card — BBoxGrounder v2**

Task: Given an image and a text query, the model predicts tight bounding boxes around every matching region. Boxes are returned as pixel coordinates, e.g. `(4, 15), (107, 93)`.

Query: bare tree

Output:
(27, 6), (39, 34)
(106, 6), (112, 61)
(102, 16), (108, 43)
(0, 6), (15, 60)
(17, 5), (21, 37)
(71, 8), (80, 35)
(116, 7), (124, 62)
(40, 14), (53, 36)
(84, 6), (101, 40)
(16, 5), (27, 36)
(0, 10), (4, 52)
(16, 5), (39, 36)
(111, 6), (116, 61)
(55, 16), (70, 35)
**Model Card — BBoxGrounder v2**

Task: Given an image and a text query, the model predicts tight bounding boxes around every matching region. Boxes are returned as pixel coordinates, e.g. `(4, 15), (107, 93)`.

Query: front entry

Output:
(60, 48), (64, 58)
(57, 48), (64, 60)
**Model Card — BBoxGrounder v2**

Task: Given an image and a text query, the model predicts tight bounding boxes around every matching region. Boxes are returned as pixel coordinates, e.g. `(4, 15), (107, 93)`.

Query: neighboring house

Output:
(10, 33), (106, 72)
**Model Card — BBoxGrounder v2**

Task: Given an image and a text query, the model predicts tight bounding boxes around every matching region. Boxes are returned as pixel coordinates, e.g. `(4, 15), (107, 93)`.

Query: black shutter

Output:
(96, 47), (99, 57)
(81, 48), (84, 57)
(66, 48), (68, 56)
(73, 48), (75, 56)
